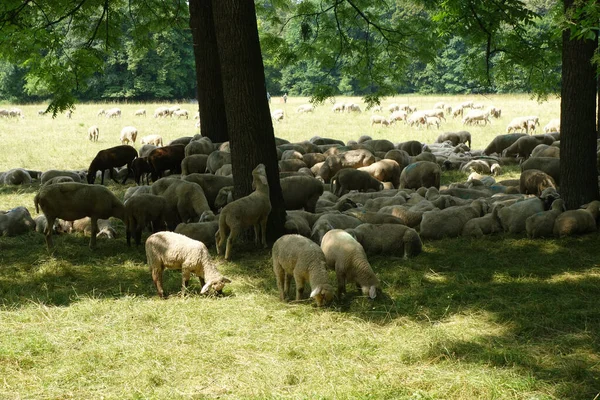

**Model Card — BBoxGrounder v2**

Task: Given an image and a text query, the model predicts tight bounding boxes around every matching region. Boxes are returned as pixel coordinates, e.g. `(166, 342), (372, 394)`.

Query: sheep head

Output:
(201, 276), (232, 295)
(310, 284), (334, 306)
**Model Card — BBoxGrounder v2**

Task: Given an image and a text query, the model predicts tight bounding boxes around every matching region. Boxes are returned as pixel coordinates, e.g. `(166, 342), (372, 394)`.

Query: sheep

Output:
(160, 180), (211, 230)
(124, 193), (167, 246)
(521, 157), (560, 184)
(41, 176), (76, 186)
(310, 136), (345, 146)
(87, 145), (138, 185)
(419, 199), (488, 240)
(0, 206), (35, 236)
(525, 198), (564, 239)
(370, 115), (390, 127)
(65, 110), (72, 119)
(320, 229), (379, 299)
(553, 200), (600, 238)
(503, 135), (555, 159)
(399, 161), (441, 190)
(147, 144), (186, 181)
(272, 234), (334, 306)
(271, 109), (284, 122)
(284, 210), (325, 237)
(425, 116), (441, 129)
(346, 223), (422, 258)
(462, 109), (490, 126)
(185, 137), (214, 157)
(183, 173), (234, 210)
(436, 131), (472, 148)
(406, 112), (427, 127)
(172, 109), (189, 119)
(280, 175), (324, 212)
(88, 125), (99, 142)
(181, 154), (209, 176)
(296, 104), (314, 113)
(310, 213), (362, 245)
(506, 117), (529, 133)
(396, 140), (423, 156)
(461, 205), (504, 238)
(316, 150), (376, 183)
(134, 109), (146, 117)
(206, 151), (232, 174)
(120, 126), (138, 145)
(497, 197), (545, 234)
(140, 134), (163, 147)
(40, 170), (83, 184)
(105, 107), (121, 118)
(215, 164), (232, 177)
(34, 215), (72, 235)
(216, 164), (271, 260)
(543, 118), (560, 133)
(519, 169), (556, 196)
(71, 217), (117, 239)
(358, 159), (402, 188)
(332, 102), (345, 112)
(343, 209), (405, 225)
(388, 110), (408, 124)
(34, 182), (125, 248)
(175, 220), (219, 246)
(131, 157), (152, 185)
(422, 109), (446, 121)
(2, 168), (32, 185)
(345, 103), (362, 113)
(97, 109), (106, 117)
(301, 153), (327, 168)
(531, 144), (560, 158)
(146, 231), (231, 298)
(123, 185), (151, 203)
(138, 144), (158, 158)
(331, 168), (384, 196)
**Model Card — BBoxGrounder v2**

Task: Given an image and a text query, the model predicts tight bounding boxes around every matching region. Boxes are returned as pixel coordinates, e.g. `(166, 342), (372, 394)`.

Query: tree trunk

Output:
(560, 0), (599, 209)
(211, 0), (286, 242)
(188, 0), (229, 142)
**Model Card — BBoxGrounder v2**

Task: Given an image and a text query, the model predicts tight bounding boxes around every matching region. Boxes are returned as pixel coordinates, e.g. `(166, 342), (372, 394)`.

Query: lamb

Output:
(34, 182), (125, 248)
(331, 168), (384, 196)
(71, 217), (117, 239)
(87, 145), (138, 185)
(120, 126), (138, 145)
(0, 206), (35, 236)
(146, 231), (231, 298)
(497, 197), (545, 234)
(525, 198), (564, 239)
(419, 199), (488, 240)
(140, 134), (163, 147)
(175, 220), (219, 246)
(216, 164), (271, 260)
(88, 125), (99, 142)
(131, 157), (152, 185)
(346, 223), (422, 258)
(461, 205), (504, 238)
(399, 161), (441, 190)
(134, 109), (146, 117)
(320, 229), (379, 299)
(124, 193), (167, 246)
(553, 200), (600, 238)
(370, 115), (390, 127)
(34, 215), (71, 235)
(272, 234), (335, 306)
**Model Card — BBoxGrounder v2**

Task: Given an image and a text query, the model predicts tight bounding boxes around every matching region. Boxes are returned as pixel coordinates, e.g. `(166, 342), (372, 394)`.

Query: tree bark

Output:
(560, 0), (599, 209)
(188, 0), (229, 142)
(211, 0), (286, 242)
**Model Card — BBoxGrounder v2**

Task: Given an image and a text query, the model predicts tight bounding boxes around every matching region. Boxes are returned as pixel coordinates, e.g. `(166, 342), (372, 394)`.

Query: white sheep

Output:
(271, 109), (284, 122)
(370, 115), (390, 127)
(497, 197), (545, 234)
(216, 164), (271, 260)
(320, 229), (379, 299)
(88, 125), (99, 142)
(272, 234), (334, 306)
(105, 107), (121, 118)
(425, 116), (441, 129)
(553, 200), (600, 238)
(543, 118), (560, 133)
(145, 231), (231, 298)
(140, 134), (163, 147)
(506, 117), (529, 133)
(419, 199), (488, 240)
(97, 109), (106, 117)
(71, 217), (117, 239)
(388, 110), (408, 124)
(525, 198), (564, 239)
(462, 109), (490, 126)
(153, 106), (170, 118)
(34, 182), (125, 249)
(134, 109), (146, 117)
(461, 205), (503, 238)
(120, 126), (138, 145)
(345, 103), (362, 113)
(332, 102), (345, 112)
(173, 109), (189, 119)
(296, 104), (314, 113)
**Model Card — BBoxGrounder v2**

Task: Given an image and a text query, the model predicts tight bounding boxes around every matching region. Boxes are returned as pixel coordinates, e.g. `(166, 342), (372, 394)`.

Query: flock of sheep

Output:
(2, 97), (598, 306)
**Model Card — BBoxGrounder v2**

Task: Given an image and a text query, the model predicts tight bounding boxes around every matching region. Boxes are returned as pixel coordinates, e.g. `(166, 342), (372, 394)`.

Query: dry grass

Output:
(0, 95), (597, 400)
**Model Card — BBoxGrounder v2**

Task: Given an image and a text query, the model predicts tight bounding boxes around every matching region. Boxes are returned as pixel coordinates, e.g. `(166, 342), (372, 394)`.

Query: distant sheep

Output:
(134, 109), (146, 117)
(141, 134), (163, 147)
(88, 125), (99, 142)
(105, 107), (121, 118)
(120, 126), (138, 145)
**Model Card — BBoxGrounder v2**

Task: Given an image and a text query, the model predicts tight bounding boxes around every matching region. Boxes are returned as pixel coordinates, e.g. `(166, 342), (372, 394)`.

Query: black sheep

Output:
(87, 145), (138, 185)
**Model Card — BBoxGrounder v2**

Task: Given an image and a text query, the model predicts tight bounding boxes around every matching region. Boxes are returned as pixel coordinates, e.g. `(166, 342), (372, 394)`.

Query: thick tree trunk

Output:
(188, 0), (229, 142)
(560, 0), (599, 209)
(211, 0), (286, 242)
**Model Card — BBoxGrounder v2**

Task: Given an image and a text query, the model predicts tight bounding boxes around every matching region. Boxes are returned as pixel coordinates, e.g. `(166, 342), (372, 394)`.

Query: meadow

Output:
(0, 94), (599, 399)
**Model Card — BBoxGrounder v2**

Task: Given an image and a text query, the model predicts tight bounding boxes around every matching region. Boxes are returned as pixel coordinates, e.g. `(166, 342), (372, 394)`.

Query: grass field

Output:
(1, 95), (599, 399)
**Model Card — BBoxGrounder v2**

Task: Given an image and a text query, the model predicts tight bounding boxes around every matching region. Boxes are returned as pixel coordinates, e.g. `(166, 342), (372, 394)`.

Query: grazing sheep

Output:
(172, 109), (189, 119)
(321, 229), (379, 299)
(310, 213), (362, 245)
(297, 104), (314, 113)
(271, 109), (284, 122)
(483, 133), (527, 156)
(123, 185), (152, 203)
(88, 125), (99, 142)
(124, 193), (167, 246)
(280, 175), (324, 212)
(97, 109), (106, 117)
(147, 144), (186, 181)
(34, 182), (125, 248)
(399, 161), (441, 190)
(388, 110), (407, 124)
(146, 231), (231, 298)
(140, 134), (163, 147)
(425, 116), (441, 129)
(345, 103), (362, 113)
(419, 199), (488, 240)
(71, 217), (117, 239)
(553, 200), (600, 238)
(160, 180), (211, 230)
(332, 102), (346, 112)
(0, 206), (35, 236)
(331, 168), (384, 196)
(497, 197), (545, 234)
(506, 117), (529, 134)
(134, 109), (146, 117)
(519, 169), (556, 196)
(175, 220), (219, 247)
(370, 115), (390, 127)
(120, 126), (138, 145)
(462, 110), (490, 126)
(272, 234), (334, 306)
(347, 223), (422, 258)
(543, 118), (560, 133)
(526, 198), (564, 239)
(87, 145), (138, 185)
(105, 107), (121, 118)
(216, 164), (271, 260)
(183, 173), (234, 211)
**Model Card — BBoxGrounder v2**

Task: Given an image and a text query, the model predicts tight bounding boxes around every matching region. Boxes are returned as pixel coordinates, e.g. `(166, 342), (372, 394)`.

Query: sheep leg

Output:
(224, 229), (238, 260)
(44, 215), (56, 248)
(260, 217), (268, 248)
(121, 163), (131, 184)
(89, 217), (98, 249)
(336, 269), (346, 298)
(253, 224), (260, 246)
(152, 265), (165, 298)
(294, 272), (306, 301)
(181, 270), (191, 297)
(110, 168), (119, 184)
(274, 265), (286, 301)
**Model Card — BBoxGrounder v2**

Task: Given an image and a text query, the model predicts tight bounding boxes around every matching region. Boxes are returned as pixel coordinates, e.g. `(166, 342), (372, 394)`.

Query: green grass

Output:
(1, 95), (598, 400)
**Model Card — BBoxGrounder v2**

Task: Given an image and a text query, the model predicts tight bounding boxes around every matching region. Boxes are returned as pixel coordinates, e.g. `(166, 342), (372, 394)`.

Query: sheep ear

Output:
(310, 286), (322, 298)
(369, 286), (377, 299)
(259, 174), (268, 186)
(201, 280), (213, 294)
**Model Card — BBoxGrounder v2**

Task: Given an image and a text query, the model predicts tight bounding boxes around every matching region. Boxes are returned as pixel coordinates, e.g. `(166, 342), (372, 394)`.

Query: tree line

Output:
(0, 0), (560, 104)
